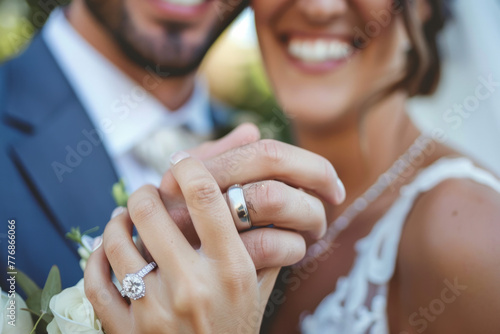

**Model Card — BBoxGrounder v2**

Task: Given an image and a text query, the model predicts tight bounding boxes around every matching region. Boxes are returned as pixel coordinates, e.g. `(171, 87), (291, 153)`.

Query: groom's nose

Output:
(297, 0), (348, 23)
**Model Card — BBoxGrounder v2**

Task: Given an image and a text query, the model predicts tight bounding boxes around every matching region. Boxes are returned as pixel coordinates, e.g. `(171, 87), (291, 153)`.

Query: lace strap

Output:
(301, 157), (500, 334)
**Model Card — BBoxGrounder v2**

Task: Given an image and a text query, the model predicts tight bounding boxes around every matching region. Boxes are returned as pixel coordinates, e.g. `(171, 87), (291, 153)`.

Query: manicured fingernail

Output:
(111, 206), (125, 219)
(336, 179), (346, 203)
(92, 236), (103, 251)
(169, 151), (190, 165)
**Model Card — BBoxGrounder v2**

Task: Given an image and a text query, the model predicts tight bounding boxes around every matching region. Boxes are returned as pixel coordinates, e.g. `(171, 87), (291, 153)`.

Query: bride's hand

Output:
(84, 155), (287, 333)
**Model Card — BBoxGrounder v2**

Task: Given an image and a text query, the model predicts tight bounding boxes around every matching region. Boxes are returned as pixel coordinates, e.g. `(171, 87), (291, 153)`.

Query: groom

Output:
(0, 0), (247, 289)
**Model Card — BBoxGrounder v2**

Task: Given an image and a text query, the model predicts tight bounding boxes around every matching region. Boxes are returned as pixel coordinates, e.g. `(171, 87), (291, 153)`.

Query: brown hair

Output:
(357, 0), (450, 160)
(401, 0), (449, 96)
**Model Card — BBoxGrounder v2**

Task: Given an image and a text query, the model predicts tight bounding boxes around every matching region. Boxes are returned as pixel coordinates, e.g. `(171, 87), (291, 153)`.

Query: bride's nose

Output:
(297, 0), (348, 23)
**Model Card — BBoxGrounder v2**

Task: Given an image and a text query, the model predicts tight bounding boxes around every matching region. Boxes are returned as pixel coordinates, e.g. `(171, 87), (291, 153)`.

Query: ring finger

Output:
(226, 180), (327, 239)
(102, 209), (152, 289)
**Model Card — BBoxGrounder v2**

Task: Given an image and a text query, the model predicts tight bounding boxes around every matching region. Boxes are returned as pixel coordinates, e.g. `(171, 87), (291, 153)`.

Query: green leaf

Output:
(26, 289), (42, 314)
(66, 226), (82, 244)
(13, 268), (41, 299)
(112, 179), (129, 207)
(40, 266), (61, 313)
(21, 308), (41, 317)
(82, 226), (100, 236)
(42, 313), (53, 322)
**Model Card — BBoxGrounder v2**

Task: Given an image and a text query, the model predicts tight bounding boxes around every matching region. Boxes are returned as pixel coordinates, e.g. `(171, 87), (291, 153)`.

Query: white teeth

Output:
(288, 39), (353, 62)
(161, 0), (204, 6)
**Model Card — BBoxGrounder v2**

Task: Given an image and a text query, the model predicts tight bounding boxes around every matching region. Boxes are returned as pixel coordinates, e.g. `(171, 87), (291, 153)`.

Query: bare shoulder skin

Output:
(391, 173), (500, 334)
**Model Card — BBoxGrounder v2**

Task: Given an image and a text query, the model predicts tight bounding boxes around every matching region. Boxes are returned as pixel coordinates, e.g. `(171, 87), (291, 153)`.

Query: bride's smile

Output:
(282, 36), (356, 73)
(254, 0), (413, 127)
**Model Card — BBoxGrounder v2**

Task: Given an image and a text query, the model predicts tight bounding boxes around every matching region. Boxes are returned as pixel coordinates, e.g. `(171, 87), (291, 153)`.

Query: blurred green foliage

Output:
(227, 60), (292, 142)
(0, 0), (69, 62)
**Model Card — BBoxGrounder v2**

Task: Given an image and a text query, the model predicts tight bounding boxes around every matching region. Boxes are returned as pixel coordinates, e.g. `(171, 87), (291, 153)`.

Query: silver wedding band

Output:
(120, 261), (157, 300)
(227, 184), (252, 230)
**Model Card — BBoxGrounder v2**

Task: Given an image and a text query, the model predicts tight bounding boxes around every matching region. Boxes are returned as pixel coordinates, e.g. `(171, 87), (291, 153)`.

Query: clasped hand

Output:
(84, 124), (345, 333)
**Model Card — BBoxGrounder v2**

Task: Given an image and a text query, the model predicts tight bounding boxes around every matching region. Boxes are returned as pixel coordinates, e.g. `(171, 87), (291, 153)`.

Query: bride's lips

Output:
(278, 32), (357, 74)
(146, 0), (214, 20)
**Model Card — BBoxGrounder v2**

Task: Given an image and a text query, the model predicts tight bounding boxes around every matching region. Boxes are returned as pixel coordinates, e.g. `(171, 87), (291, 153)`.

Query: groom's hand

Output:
(143, 123), (345, 269)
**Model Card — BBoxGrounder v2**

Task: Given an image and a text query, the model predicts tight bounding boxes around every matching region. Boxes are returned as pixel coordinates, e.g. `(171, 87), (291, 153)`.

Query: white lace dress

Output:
(300, 157), (500, 334)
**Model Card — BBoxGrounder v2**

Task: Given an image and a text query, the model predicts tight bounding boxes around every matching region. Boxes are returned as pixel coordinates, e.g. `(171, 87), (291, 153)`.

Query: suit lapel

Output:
(5, 35), (118, 237)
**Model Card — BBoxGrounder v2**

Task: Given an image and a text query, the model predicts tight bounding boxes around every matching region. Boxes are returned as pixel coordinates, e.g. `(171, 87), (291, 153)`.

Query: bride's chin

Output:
(287, 109), (354, 135)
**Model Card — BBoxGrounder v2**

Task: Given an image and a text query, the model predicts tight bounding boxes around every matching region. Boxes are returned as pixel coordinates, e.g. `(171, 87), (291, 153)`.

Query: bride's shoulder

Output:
(395, 160), (500, 333)
(403, 174), (500, 250)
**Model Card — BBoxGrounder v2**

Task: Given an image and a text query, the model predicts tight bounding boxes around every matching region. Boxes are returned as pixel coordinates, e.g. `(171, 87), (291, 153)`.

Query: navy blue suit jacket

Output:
(0, 34), (232, 291)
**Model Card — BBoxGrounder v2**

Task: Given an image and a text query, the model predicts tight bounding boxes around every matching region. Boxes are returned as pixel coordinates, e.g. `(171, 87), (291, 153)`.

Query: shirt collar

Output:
(42, 9), (213, 158)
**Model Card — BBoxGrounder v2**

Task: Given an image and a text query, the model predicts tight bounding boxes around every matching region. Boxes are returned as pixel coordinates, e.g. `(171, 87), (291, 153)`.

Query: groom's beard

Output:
(83, 0), (214, 77)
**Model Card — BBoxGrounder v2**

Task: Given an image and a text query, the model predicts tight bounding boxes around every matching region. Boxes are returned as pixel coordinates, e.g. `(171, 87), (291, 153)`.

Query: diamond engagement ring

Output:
(227, 184), (252, 230)
(120, 261), (157, 300)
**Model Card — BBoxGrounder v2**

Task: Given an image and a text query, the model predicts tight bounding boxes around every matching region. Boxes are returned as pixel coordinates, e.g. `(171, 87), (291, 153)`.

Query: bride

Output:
(84, 0), (500, 333)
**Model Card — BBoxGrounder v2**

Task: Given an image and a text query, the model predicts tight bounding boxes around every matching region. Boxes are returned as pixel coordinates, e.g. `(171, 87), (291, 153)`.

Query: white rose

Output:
(47, 279), (103, 334)
(0, 286), (34, 334)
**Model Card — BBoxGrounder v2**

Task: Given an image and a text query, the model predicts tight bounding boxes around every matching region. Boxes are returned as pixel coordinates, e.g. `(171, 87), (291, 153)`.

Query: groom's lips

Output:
(147, 0), (214, 21)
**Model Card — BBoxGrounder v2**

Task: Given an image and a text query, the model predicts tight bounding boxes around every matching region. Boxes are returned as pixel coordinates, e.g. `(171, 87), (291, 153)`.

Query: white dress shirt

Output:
(42, 9), (214, 192)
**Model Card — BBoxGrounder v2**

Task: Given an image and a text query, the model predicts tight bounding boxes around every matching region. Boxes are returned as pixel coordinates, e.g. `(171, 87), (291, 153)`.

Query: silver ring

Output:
(120, 261), (157, 300)
(227, 184), (252, 230)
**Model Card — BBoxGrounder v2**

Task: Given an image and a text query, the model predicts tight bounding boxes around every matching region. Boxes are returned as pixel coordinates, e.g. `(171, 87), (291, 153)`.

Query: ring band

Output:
(120, 261), (157, 300)
(227, 184), (252, 230)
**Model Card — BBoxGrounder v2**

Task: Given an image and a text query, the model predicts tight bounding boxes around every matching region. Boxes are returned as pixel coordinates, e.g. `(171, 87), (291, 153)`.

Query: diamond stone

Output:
(122, 274), (145, 300)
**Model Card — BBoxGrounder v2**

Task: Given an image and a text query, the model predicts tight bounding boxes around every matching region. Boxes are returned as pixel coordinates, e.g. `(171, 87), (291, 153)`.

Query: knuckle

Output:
(172, 289), (195, 315)
(245, 181), (290, 223)
(129, 195), (159, 223)
(104, 235), (128, 261)
(256, 230), (277, 264)
(308, 196), (326, 224)
(211, 147), (245, 177)
(219, 254), (255, 293)
(247, 231), (271, 267)
(143, 309), (174, 333)
(249, 230), (306, 267)
(223, 267), (254, 296)
(187, 179), (221, 208)
(299, 196), (314, 222)
(172, 280), (211, 316)
(215, 149), (239, 170)
(191, 284), (212, 309)
(211, 156), (236, 183)
(259, 139), (285, 165)
(281, 235), (306, 265)
(260, 181), (286, 216)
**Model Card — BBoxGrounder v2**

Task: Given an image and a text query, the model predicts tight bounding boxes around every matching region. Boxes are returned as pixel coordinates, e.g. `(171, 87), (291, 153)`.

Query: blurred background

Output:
(1, 0), (499, 175)
(0, 0), (291, 142)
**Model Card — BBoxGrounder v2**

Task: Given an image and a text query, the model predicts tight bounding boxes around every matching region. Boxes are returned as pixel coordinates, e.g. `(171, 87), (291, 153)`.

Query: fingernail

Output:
(111, 206), (125, 219)
(169, 151), (190, 166)
(92, 236), (103, 251)
(336, 179), (346, 203)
